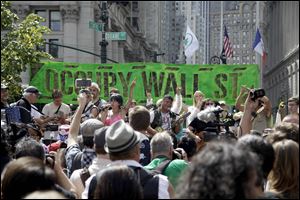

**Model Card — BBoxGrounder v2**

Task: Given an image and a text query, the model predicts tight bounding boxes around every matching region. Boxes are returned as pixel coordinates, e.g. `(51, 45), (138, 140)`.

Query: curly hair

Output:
(176, 141), (261, 199)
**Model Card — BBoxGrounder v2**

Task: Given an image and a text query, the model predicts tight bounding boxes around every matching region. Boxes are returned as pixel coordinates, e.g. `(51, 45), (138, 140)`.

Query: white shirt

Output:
(70, 157), (111, 195)
(186, 106), (200, 126)
(81, 160), (170, 199)
(31, 105), (42, 119)
(42, 102), (71, 117)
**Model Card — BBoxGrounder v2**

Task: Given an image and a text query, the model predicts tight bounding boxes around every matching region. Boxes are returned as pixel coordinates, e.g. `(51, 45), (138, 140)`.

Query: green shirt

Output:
(144, 156), (189, 188)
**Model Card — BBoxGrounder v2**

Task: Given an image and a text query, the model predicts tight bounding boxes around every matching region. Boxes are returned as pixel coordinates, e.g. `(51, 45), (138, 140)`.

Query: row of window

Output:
(35, 10), (61, 32)
(37, 39), (59, 58)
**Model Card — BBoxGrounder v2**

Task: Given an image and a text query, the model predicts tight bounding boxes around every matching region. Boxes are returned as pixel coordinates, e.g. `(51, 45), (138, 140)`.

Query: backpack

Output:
(70, 152), (83, 176)
(88, 166), (160, 199)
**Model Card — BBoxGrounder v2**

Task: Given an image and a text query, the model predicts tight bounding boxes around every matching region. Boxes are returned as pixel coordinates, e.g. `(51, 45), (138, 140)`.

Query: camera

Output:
(75, 78), (92, 88)
(250, 88), (265, 101)
(45, 124), (59, 131)
(99, 104), (112, 112)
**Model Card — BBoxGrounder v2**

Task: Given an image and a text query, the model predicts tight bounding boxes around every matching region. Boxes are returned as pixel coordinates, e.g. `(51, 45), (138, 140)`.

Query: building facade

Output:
(261, 1), (299, 114)
(11, 1), (155, 64)
(209, 1), (257, 65)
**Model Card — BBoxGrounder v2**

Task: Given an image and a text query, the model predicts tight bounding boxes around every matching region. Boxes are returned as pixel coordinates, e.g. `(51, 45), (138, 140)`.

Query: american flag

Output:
(223, 25), (233, 58)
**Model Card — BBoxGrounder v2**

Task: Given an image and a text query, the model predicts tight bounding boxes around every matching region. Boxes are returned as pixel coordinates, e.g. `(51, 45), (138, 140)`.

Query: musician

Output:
(148, 87), (183, 136)
(42, 89), (71, 124)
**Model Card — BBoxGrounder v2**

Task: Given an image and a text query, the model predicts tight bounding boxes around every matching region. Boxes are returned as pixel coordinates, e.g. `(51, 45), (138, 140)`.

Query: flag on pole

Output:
(223, 25), (233, 58)
(253, 28), (267, 65)
(184, 25), (199, 58)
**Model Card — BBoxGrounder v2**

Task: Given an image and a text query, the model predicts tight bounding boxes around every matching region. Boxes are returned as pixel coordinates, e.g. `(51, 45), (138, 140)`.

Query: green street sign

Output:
(89, 21), (102, 32)
(106, 32), (127, 40)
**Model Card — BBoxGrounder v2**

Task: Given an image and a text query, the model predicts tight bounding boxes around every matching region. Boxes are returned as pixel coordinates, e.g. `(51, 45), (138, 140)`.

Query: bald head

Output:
(282, 114), (299, 125)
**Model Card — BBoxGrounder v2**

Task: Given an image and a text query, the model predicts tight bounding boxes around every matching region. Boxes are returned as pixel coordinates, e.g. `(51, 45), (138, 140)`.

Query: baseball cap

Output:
(24, 86), (42, 95)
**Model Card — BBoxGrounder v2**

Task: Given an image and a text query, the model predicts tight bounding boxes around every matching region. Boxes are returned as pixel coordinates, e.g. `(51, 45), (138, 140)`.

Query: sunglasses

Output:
(205, 103), (214, 106)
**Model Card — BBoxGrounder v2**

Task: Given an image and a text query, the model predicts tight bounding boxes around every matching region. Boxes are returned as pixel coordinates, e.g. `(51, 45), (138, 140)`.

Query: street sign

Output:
(106, 32), (127, 40)
(89, 21), (102, 32)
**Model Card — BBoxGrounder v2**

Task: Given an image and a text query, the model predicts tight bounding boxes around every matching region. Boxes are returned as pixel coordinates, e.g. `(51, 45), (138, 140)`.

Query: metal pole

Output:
(100, 1), (108, 63)
(256, 1), (263, 88)
(45, 42), (118, 63)
(220, 1), (223, 53)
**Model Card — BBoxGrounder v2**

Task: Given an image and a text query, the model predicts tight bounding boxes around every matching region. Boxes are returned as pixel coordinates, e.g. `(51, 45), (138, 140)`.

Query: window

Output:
(35, 9), (61, 32)
(35, 10), (47, 26)
(49, 39), (59, 58)
(50, 11), (61, 31)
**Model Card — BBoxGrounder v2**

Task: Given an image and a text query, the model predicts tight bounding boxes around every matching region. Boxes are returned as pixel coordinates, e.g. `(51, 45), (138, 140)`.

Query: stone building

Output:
(261, 1), (299, 114)
(11, 1), (155, 64)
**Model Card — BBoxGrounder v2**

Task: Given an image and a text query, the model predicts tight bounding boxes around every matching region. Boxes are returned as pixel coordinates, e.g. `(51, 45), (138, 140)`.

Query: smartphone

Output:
(75, 79), (92, 88)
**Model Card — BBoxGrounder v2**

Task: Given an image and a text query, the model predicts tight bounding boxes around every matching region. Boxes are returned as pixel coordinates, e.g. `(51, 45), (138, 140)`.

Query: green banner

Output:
(30, 62), (260, 105)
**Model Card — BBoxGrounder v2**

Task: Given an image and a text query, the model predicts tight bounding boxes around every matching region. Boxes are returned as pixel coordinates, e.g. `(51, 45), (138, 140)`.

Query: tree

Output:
(1, 1), (53, 102)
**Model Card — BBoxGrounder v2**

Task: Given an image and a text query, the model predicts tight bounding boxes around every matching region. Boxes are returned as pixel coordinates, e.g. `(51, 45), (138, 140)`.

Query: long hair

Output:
(267, 139), (299, 199)
(176, 141), (261, 199)
(94, 165), (143, 199)
(193, 91), (204, 107)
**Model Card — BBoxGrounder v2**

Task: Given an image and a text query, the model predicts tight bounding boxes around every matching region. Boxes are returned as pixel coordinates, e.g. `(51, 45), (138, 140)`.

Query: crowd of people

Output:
(0, 81), (299, 199)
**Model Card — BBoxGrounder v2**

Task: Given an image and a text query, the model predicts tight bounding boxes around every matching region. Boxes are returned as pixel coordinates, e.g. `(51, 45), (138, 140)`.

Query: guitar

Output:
(154, 111), (191, 133)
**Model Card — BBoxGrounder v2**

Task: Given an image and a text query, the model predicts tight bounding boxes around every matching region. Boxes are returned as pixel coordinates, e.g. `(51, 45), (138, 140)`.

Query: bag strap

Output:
(153, 159), (172, 175)
(54, 104), (62, 115)
(80, 167), (91, 187)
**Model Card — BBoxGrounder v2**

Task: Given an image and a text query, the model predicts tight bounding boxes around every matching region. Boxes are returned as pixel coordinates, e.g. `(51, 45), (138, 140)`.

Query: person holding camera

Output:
(144, 131), (189, 189)
(236, 86), (272, 133)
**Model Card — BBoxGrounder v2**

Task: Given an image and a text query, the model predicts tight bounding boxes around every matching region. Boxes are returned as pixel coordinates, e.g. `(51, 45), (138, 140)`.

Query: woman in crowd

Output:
(100, 79), (136, 126)
(266, 139), (299, 199)
(186, 90), (205, 127)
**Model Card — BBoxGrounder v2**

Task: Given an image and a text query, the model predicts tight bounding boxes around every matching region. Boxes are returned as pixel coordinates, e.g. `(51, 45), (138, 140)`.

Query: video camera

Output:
(189, 106), (237, 142)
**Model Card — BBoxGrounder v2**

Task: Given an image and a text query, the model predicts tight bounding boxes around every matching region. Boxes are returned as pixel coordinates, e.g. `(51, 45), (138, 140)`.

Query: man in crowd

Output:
(89, 82), (107, 110)
(128, 105), (151, 166)
(148, 87), (182, 135)
(82, 120), (174, 199)
(145, 131), (189, 189)
(65, 93), (104, 177)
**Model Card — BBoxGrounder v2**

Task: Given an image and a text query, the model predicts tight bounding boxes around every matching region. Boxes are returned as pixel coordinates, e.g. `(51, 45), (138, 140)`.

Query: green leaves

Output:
(1, 1), (53, 102)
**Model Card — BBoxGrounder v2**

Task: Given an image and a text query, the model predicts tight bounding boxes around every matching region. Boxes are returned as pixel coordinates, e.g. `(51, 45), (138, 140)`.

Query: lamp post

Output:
(151, 52), (165, 63)
(99, 1), (109, 63)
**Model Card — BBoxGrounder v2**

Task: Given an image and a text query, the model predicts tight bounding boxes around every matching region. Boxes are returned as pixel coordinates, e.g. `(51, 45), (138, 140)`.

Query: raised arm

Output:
(237, 90), (259, 137)
(171, 86), (183, 114)
(67, 93), (87, 148)
(235, 85), (249, 112)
